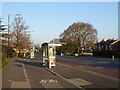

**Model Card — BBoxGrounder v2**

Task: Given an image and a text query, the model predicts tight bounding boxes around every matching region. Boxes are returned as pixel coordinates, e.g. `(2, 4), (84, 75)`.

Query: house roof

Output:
(96, 39), (116, 45)
(111, 40), (120, 45)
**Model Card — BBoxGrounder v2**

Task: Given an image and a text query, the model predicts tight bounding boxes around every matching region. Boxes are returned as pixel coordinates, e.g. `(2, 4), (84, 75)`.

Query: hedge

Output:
(18, 52), (30, 57)
(2, 47), (16, 58)
(2, 53), (7, 62)
(93, 50), (120, 58)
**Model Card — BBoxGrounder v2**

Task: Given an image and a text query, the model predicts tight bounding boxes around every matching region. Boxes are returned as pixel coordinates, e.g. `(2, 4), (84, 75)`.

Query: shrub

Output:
(2, 53), (7, 62)
(115, 51), (120, 58)
(25, 52), (30, 56)
(85, 50), (93, 53)
(2, 47), (16, 58)
(18, 53), (23, 57)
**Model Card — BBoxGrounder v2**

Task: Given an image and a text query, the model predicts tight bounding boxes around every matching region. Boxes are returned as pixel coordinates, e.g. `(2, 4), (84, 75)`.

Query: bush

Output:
(85, 50), (93, 53)
(2, 47), (16, 58)
(8, 49), (16, 57)
(2, 60), (8, 68)
(18, 53), (23, 57)
(115, 51), (120, 58)
(2, 53), (7, 62)
(25, 52), (30, 56)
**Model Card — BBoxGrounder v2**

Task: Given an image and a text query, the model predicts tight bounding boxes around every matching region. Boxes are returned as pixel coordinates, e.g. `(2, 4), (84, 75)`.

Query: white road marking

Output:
(0, 61), (9, 90)
(26, 79), (31, 89)
(8, 80), (11, 82)
(67, 78), (92, 86)
(45, 68), (85, 90)
(40, 79), (58, 83)
(11, 81), (29, 88)
(22, 61), (28, 78)
(40, 79), (63, 88)
(0, 62), (9, 72)
(22, 59), (32, 90)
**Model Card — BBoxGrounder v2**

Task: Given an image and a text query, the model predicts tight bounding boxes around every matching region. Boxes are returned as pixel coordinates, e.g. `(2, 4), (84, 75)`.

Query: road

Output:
(2, 57), (82, 90)
(56, 55), (120, 69)
(2, 54), (120, 90)
(36, 54), (119, 89)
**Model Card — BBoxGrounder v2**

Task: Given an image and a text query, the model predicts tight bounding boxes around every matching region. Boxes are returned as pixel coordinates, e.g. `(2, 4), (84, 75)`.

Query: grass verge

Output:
(0, 61), (9, 70)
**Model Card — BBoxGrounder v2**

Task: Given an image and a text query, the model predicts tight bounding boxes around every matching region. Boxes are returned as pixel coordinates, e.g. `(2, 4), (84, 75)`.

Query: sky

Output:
(2, 2), (118, 45)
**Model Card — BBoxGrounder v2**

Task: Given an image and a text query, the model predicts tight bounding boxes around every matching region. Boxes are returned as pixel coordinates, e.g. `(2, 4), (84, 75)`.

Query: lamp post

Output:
(15, 14), (21, 58)
(8, 15), (10, 47)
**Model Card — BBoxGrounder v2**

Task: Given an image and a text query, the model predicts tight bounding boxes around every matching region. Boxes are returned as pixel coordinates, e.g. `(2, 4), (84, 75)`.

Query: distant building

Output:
(49, 38), (66, 45)
(34, 44), (40, 48)
(49, 38), (61, 44)
(94, 39), (116, 51)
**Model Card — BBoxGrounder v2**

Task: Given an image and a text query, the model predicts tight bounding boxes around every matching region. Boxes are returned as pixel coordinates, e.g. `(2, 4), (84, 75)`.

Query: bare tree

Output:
(11, 14), (32, 57)
(60, 22), (98, 53)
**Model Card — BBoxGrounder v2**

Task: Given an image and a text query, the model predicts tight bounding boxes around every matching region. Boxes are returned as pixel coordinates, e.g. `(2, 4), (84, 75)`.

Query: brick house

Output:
(111, 40), (120, 51)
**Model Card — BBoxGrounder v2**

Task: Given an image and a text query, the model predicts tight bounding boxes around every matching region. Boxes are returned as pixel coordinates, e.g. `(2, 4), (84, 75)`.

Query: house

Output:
(105, 39), (116, 50)
(111, 40), (120, 51)
(94, 39), (116, 51)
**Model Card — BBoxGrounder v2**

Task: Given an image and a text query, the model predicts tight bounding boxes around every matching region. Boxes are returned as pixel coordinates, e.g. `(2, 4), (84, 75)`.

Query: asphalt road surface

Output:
(56, 55), (120, 69)
(2, 57), (82, 90)
(37, 54), (120, 89)
(1, 54), (120, 90)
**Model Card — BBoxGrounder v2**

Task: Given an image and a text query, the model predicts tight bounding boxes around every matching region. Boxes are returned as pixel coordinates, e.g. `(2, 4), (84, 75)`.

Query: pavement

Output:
(1, 57), (82, 90)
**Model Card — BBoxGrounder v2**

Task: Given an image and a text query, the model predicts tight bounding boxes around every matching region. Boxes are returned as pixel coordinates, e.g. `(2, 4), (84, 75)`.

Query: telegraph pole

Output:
(16, 14), (21, 58)
(8, 15), (10, 47)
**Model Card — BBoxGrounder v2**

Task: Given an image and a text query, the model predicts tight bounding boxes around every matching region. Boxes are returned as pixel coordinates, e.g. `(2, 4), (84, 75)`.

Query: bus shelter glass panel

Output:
(48, 46), (56, 67)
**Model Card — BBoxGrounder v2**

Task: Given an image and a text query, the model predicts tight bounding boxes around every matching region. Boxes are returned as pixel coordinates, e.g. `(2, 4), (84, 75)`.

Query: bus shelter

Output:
(43, 43), (62, 68)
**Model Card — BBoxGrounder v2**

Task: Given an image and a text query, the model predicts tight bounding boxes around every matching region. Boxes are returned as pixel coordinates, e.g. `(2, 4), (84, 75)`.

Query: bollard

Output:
(61, 53), (64, 56)
(23, 53), (25, 57)
(112, 55), (114, 60)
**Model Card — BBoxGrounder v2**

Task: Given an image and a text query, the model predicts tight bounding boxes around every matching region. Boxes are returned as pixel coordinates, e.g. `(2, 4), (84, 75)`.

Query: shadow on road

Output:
(14, 64), (23, 67)
(13, 60), (44, 67)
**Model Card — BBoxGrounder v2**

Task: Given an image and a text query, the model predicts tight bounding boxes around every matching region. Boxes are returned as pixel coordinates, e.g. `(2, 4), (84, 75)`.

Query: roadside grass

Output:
(13, 59), (19, 61)
(0, 57), (19, 70)
(0, 60), (9, 70)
